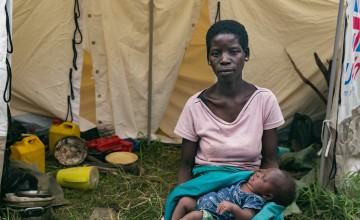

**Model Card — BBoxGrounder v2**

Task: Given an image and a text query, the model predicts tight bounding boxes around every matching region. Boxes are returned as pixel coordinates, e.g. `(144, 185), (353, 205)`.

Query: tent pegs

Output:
(319, 0), (345, 187)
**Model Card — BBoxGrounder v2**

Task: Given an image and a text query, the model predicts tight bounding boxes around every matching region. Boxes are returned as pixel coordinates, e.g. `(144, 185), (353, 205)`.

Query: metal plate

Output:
(4, 198), (53, 208)
(4, 193), (54, 208)
(16, 190), (52, 198)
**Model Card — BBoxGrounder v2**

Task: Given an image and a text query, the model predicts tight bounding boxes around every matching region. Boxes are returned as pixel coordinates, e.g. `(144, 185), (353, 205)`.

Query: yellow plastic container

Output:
(56, 166), (99, 189)
(10, 135), (45, 173)
(49, 120), (80, 156)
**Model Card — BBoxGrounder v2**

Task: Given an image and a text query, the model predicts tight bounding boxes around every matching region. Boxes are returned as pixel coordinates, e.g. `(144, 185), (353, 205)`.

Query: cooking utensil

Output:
(4, 193), (54, 208)
(6, 205), (50, 219)
(105, 152), (138, 165)
(54, 136), (88, 165)
(16, 190), (52, 198)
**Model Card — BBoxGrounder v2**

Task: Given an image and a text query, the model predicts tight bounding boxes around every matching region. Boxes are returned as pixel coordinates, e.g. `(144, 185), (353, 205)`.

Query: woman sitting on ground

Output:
(163, 19), (288, 220)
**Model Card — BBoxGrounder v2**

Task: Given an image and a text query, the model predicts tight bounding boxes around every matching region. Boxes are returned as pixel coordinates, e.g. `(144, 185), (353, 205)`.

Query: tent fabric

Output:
(11, 0), (83, 124)
(10, 0), (204, 138)
(159, 0), (214, 139)
(0, 0), (12, 189)
(81, 0), (203, 138)
(0, 0), (9, 137)
(79, 51), (96, 125)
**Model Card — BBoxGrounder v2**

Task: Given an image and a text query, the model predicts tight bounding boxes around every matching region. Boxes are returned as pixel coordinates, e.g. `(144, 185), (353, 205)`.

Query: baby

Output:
(171, 168), (297, 220)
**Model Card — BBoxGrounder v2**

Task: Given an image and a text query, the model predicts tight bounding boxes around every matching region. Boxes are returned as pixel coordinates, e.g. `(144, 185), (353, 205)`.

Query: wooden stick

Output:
(285, 49), (327, 104)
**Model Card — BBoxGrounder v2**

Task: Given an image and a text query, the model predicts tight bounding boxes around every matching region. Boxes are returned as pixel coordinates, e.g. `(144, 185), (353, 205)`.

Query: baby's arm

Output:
(216, 201), (256, 220)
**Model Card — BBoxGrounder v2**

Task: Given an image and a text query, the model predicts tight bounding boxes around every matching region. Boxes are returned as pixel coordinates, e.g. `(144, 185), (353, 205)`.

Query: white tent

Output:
(1, 0), (342, 185)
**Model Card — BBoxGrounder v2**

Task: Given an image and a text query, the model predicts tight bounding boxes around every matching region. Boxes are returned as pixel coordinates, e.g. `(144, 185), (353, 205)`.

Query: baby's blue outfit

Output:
(164, 166), (285, 220)
(195, 180), (266, 220)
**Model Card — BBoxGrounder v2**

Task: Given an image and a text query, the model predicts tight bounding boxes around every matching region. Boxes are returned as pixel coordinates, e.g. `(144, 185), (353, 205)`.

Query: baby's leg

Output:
(180, 210), (203, 220)
(171, 197), (197, 220)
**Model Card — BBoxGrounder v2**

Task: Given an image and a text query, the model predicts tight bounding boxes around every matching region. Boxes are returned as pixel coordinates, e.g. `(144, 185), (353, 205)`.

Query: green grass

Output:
(289, 172), (360, 220)
(1, 140), (360, 219)
(51, 139), (180, 219)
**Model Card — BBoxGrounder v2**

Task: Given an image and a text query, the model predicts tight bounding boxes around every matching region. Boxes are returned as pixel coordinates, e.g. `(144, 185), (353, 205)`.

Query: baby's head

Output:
(247, 168), (297, 207)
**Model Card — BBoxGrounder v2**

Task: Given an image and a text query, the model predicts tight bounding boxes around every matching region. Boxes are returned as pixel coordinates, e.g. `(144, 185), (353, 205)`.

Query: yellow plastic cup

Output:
(56, 166), (99, 189)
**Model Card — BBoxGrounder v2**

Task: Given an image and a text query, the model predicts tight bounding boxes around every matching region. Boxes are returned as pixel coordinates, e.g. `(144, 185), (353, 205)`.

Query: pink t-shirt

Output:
(174, 87), (284, 170)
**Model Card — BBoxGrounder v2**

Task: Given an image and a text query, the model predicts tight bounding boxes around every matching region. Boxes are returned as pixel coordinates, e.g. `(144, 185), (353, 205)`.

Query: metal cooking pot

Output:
(4, 192), (55, 220)
(6, 205), (52, 220)
(9, 206), (47, 215)
(4, 192), (54, 208)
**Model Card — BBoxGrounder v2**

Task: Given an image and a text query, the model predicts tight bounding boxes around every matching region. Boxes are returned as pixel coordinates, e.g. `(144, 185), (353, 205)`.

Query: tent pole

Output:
(147, 0), (154, 145)
(319, 0), (344, 187)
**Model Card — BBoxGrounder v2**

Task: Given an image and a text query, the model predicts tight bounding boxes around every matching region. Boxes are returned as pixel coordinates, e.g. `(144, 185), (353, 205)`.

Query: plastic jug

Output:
(10, 135), (45, 173)
(49, 119), (80, 156)
(56, 166), (99, 189)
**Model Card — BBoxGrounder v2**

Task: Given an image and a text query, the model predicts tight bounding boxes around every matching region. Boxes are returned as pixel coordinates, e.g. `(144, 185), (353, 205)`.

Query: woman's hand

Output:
(177, 138), (197, 185)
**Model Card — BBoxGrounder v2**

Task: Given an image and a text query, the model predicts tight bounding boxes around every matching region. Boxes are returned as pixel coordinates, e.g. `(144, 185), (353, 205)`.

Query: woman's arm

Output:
(177, 138), (197, 185)
(261, 128), (279, 169)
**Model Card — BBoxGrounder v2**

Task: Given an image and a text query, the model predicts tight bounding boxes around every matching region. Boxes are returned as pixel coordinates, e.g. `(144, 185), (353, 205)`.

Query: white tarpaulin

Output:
(339, 0), (360, 122)
(335, 0), (360, 181)
(11, 0), (83, 125)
